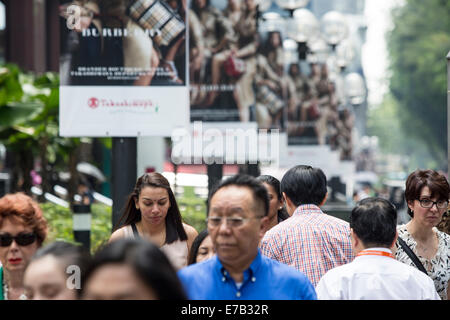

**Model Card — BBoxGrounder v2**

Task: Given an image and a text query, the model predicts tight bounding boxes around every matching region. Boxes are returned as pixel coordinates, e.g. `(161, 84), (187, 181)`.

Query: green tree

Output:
(0, 64), (83, 203)
(0, 65), (44, 192)
(367, 94), (439, 170)
(387, 0), (450, 170)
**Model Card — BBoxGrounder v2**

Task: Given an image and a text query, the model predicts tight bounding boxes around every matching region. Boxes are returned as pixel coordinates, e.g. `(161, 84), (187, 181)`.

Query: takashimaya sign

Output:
(59, 2), (188, 137)
(60, 86), (188, 137)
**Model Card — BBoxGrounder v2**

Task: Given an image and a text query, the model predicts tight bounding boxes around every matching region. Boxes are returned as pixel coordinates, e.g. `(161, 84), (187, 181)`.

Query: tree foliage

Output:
(0, 64), (82, 200)
(367, 94), (439, 170)
(387, 0), (450, 170)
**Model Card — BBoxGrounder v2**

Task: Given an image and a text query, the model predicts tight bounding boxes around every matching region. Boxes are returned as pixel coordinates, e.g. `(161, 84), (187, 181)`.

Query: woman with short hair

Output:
(395, 169), (450, 300)
(0, 193), (48, 300)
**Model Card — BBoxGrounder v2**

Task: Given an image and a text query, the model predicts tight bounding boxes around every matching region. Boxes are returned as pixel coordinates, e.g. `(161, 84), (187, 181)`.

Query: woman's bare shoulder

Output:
(109, 226), (128, 243)
(183, 223), (199, 238)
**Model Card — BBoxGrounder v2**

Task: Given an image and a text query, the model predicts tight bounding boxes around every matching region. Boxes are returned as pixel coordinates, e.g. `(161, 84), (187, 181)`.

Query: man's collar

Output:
(293, 204), (323, 215)
(215, 250), (263, 280)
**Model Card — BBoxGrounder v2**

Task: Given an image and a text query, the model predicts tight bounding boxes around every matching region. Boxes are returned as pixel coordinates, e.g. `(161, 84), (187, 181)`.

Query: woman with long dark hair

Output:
(257, 175), (290, 230)
(109, 172), (198, 270)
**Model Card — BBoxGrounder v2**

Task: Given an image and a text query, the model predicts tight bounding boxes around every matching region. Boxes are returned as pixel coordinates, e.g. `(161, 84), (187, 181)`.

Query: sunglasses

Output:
(0, 232), (37, 247)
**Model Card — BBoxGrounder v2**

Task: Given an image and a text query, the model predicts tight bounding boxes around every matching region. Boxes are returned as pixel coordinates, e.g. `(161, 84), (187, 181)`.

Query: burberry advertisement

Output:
(59, 0), (189, 136)
(189, 0), (283, 129)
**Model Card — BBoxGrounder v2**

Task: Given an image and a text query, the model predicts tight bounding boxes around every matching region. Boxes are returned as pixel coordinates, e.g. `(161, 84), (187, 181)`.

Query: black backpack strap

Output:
(130, 223), (140, 239)
(397, 236), (428, 274)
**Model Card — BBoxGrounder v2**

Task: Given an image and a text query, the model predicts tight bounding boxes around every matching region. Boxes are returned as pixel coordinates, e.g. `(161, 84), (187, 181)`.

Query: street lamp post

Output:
(286, 8), (319, 60)
(321, 11), (349, 51)
(344, 72), (367, 137)
(275, 0), (310, 16)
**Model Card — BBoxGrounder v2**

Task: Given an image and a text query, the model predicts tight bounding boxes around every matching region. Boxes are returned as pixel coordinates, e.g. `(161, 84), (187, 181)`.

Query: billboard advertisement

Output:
(189, 0), (288, 133)
(59, 0), (189, 136)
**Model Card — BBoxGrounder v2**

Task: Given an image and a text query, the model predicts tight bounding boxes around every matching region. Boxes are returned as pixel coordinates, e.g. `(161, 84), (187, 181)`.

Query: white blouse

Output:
(396, 224), (450, 300)
(123, 224), (189, 271)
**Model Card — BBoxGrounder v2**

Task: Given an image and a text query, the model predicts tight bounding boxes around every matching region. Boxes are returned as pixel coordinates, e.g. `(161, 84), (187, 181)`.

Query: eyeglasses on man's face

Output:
(205, 216), (263, 228)
(417, 199), (448, 209)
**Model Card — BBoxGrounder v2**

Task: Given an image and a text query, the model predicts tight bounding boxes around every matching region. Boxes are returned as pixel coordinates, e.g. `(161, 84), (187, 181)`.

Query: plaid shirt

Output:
(260, 204), (354, 287)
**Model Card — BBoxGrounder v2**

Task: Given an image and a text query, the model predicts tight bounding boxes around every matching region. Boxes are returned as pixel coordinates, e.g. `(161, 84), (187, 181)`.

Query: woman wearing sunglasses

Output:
(395, 169), (450, 300)
(0, 193), (48, 300)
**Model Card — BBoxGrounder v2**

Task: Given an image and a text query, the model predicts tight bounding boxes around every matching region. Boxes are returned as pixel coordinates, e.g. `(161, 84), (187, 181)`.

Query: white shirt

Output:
(315, 248), (440, 300)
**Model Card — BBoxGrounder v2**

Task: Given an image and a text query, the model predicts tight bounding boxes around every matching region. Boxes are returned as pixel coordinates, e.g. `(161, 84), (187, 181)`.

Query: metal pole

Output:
(72, 204), (91, 251)
(112, 137), (137, 230)
(447, 51), (450, 178)
(207, 163), (223, 202)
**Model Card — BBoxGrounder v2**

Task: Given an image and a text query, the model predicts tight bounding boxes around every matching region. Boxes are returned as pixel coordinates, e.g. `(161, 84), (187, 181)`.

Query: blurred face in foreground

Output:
(83, 263), (158, 300)
(24, 255), (76, 300)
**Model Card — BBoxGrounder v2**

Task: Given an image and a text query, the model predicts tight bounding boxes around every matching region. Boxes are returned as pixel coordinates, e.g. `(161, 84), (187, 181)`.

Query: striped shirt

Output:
(260, 204), (354, 287)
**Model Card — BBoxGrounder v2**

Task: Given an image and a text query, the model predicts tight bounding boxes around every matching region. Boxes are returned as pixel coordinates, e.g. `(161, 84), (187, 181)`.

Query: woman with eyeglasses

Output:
(109, 172), (198, 270)
(0, 193), (48, 300)
(395, 169), (450, 300)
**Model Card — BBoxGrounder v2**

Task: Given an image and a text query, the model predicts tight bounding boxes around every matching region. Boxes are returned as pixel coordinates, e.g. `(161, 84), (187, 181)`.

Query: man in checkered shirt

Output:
(260, 165), (355, 287)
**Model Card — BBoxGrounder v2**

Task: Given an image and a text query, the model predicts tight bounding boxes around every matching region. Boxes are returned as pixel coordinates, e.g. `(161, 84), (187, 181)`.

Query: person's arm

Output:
(183, 223), (199, 253)
(109, 227), (125, 243)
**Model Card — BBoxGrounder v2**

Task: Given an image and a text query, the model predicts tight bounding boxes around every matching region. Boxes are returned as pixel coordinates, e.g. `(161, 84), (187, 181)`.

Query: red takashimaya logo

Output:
(88, 97), (99, 109)
(87, 97), (157, 110)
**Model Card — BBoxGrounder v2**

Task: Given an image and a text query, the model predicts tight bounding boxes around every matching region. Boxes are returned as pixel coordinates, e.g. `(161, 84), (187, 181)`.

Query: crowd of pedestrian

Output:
(0, 167), (448, 300)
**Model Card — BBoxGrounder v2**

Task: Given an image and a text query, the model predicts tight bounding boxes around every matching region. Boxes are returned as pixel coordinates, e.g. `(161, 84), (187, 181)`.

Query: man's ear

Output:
(259, 216), (270, 239)
(319, 192), (328, 207)
(282, 192), (295, 216)
(390, 231), (399, 250)
(350, 228), (358, 250)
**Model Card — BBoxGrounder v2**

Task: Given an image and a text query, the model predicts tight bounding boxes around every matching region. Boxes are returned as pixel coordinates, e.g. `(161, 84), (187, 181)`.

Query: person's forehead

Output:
(419, 186), (441, 199)
(420, 186), (431, 196)
(211, 185), (253, 203)
(140, 186), (168, 198)
(0, 216), (31, 232)
(25, 256), (65, 282)
(210, 186), (260, 211)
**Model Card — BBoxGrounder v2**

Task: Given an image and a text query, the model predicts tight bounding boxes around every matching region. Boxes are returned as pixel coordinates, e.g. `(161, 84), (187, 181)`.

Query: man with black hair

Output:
(315, 197), (439, 299)
(260, 165), (354, 287)
(178, 174), (317, 299)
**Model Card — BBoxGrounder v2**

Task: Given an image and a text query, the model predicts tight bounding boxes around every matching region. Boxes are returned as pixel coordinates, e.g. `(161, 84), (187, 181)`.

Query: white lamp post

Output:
(260, 12), (286, 33)
(256, 0), (273, 12)
(321, 11), (349, 50)
(275, 0), (310, 11)
(283, 38), (299, 64)
(335, 39), (355, 69)
(286, 8), (319, 60)
(344, 72), (366, 105)
(307, 36), (330, 64)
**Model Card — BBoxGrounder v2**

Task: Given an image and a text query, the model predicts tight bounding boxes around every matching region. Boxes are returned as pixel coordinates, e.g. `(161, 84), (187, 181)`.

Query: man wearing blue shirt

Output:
(177, 174), (317, 300)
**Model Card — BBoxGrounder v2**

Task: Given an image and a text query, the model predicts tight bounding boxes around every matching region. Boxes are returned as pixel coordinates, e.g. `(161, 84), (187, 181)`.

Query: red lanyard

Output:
(357, 250), (394, 259)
